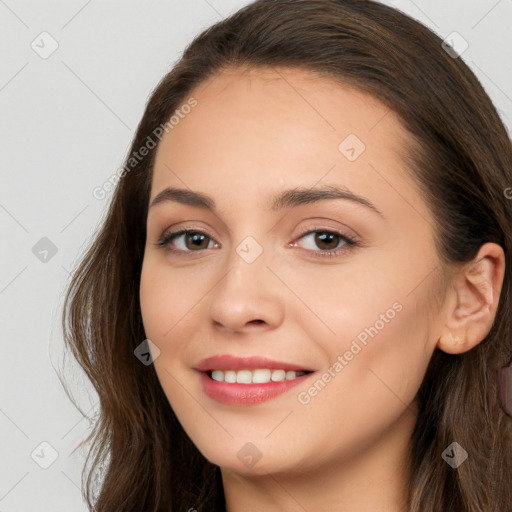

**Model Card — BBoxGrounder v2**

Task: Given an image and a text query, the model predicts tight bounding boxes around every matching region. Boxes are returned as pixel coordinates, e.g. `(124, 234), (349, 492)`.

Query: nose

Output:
(208, 244), (286, 334)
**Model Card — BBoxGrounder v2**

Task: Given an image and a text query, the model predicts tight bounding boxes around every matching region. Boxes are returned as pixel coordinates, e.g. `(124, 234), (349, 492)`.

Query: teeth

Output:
(210, 369), (308, 384)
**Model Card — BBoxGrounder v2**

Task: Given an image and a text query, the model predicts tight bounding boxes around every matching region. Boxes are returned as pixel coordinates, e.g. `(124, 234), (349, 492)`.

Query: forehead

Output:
(166, 66), (402, 157)
(150, 66), (432, 227)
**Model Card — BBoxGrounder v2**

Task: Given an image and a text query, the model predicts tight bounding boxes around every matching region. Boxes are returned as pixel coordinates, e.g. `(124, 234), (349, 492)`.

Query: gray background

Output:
(1, 1), (511, 510)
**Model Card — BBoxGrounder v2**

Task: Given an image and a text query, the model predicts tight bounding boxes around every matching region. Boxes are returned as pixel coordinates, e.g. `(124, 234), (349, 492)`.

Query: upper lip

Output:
(195, 354), (314, 372)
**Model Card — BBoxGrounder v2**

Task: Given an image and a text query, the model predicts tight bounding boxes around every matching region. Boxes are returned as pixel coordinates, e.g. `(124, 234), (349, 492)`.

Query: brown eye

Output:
(297, 230), (352, 252)
(311, 232), (342, 251)
(157, 229), (219, 252)
(182, 231), (211, 250)
(293, 228), (359, 259)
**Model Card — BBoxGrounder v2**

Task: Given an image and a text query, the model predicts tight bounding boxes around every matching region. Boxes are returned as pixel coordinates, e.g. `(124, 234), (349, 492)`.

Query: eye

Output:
(156, 228), (219, 253)
(292, 227), (359, 259)
(155, 226), (360, 259)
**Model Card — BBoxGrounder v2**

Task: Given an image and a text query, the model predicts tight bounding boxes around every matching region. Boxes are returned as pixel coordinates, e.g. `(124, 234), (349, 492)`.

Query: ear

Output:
(436, 242), (506, 355)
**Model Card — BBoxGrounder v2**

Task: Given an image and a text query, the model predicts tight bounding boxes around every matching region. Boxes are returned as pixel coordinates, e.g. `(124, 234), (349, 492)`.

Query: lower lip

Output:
(198, 370), (314, 406)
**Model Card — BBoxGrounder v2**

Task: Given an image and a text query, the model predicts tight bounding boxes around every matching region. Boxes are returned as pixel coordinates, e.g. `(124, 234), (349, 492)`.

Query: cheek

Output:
(297, 297), (431, 462)
(139, 258), (206, 341)
(279, 261), (404, 353)
(296, 255), (434, 410)
(139, 261), (168, 338)
(344, 298), (432, 417)
(139, 260), (203, 404)
(360, 301), (432, 401)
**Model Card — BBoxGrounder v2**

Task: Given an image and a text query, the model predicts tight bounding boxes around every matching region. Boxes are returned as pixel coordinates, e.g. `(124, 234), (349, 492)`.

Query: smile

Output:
(198, 369), (316, 406)
(208, 368), (311, 384)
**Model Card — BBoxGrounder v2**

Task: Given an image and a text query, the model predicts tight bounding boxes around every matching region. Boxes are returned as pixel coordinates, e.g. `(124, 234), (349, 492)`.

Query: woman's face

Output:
(139, 67), (445, 476)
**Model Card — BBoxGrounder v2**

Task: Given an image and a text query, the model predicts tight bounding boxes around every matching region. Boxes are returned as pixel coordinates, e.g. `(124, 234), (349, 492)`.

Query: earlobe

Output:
(436, 242), (505, 355)
(437, 329), (470, 355)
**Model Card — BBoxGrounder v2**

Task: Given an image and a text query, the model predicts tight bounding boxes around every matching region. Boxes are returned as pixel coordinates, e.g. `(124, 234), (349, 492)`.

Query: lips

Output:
(194, 354), (317, 406)
(194, 354), (314, 372)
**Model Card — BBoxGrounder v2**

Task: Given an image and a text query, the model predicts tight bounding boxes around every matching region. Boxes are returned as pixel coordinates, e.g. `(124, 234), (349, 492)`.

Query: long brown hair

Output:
(61, 1), (512, 510)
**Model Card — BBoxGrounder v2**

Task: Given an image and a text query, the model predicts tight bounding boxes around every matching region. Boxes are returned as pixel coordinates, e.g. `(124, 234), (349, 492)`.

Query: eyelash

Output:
(156, 224), (361, 259)
(155, 225), (360, 259)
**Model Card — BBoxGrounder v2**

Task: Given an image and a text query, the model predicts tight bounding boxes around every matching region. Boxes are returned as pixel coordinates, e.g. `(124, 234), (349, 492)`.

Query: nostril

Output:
(249, 320), (265, 325)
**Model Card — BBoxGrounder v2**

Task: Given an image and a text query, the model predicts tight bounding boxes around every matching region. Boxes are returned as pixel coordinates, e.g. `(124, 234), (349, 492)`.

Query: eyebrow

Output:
(149, 184), (384, 217)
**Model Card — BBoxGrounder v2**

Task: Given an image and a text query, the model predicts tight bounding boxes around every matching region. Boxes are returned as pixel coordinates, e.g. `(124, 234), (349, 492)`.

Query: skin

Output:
(139, 67), (505, 512)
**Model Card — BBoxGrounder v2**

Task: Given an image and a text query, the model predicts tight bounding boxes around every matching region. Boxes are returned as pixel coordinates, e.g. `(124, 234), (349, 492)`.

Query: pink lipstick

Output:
(195, 354), (316, 406)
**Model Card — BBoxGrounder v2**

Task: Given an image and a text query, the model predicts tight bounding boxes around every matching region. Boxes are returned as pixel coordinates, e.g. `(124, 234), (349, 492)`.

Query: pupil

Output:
(187, 232), (208, 250)
(316, 232), (337, 250)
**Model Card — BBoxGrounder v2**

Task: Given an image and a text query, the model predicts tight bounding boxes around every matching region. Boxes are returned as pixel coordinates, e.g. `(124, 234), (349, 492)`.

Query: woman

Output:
(62, 0), (512, 510)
